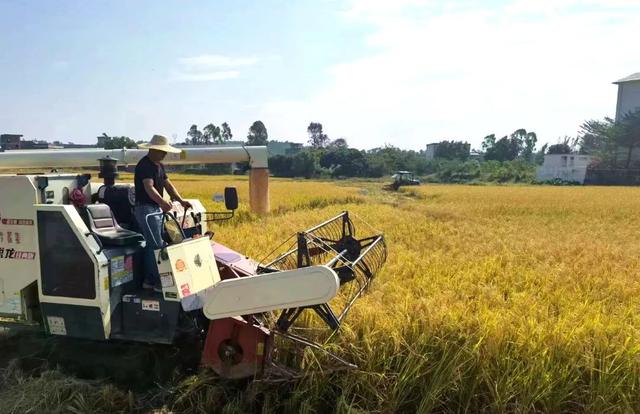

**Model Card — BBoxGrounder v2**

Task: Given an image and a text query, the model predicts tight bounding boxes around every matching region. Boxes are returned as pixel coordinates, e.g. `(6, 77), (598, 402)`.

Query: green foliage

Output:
(329, 137), (348, 149)
(319, 148), (368, 177)
(578, 118), (616, 160)
(547, 143), (571, 154)
(268, 144), (535, 183)
(365, 146), (430, 176)
(186, 124), (203, 145)
(99, 133), (137, 149)
(433, 140), (471, 160)
(578, 110), (640, 168)
(534, 143), (548, 165)
(246, 120), (268, 146)
(269, 145), (429, 179)
(268, 154), (294, 177)
(203, 123), (221, 144)
(485, 135), (520, 161)
(291, 151), (316, 178)
(617, 109), (640, 168)
(183, 122), (232, 145)
(483, 129), (537, 162)
(481, 159), (535, 182)
(428, 159), (535, 183)
(430, 160), (480, 183)
(221, 122), (233, 141)
(307, 122), (329, 149)
(518, 129), (538, 162)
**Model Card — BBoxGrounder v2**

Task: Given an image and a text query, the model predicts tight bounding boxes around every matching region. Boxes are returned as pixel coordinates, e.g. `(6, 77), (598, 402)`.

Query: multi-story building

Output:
(0, 134), (23, 150)
(614, 72), (640, 121)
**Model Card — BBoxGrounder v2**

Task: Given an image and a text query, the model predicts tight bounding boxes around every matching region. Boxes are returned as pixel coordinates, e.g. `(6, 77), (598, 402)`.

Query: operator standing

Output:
(134, 135), (192, 292)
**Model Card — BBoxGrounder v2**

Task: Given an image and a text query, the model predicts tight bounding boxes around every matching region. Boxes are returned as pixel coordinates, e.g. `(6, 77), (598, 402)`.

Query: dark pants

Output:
(134, 204), (163, 285)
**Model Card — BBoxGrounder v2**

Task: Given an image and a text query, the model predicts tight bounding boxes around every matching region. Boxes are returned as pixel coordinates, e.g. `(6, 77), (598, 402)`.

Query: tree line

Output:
(99, 120), (269, 148)
(267, 122), (542, 182)
(98, 107), (640, 183)
(185, 120), (271, 146)
(566, 110), (640, 169)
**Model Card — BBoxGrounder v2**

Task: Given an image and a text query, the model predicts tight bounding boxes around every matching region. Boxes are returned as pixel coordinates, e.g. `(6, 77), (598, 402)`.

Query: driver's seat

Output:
(85, 204), (146, 247)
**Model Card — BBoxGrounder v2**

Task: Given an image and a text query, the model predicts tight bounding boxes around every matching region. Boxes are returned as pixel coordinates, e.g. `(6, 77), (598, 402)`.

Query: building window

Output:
(561, 156), (567, 167)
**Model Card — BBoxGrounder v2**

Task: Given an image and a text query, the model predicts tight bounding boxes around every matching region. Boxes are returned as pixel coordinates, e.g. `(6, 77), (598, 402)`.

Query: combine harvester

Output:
(0, 146), (386, 378)
(384, 171), (421, 191)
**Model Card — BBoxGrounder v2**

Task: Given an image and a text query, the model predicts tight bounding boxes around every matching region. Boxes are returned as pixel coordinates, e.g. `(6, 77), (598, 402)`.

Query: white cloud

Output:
(507, 0), (640, 15)
(171, 70), (240, 82)
(172, 53), (257, 82)
(260, 0), (640, 150)
(177, 54), (258, 69)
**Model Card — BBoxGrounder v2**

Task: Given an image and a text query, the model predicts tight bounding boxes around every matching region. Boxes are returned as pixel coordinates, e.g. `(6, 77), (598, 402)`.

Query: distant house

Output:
(20, 140), (51, 150)
(3, 135), (97, 151)
(425, 141), (470, 161)
(614, 72), (640, 121)
(469, 150), (484, 162)
(611, 72), (640, 166)
(0, 134), (22, 150)
(96, 135), (109, 148)
(268, 141), (303, 156)
(536, 154), (592, 183)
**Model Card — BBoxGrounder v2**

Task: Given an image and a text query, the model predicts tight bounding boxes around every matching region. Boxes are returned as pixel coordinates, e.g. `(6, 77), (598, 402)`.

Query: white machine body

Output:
(156, 236), (221, 302)
(0, 173), (204, 324)
(0, 174), (92, 317)
(0, 172), (341, 337)
(156, 238), (341, 318)
(202, 265), (340, 320)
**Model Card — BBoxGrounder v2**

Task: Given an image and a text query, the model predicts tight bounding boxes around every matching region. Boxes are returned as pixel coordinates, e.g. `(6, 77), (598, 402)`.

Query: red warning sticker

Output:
(180, 283), (191, 297)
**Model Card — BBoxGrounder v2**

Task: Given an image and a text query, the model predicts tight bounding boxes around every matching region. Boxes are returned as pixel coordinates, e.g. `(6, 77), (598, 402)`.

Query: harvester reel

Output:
(258, 211), (387, 338)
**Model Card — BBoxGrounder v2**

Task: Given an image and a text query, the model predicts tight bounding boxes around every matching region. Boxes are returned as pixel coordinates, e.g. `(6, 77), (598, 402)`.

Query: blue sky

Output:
(1, 0), (639, 150)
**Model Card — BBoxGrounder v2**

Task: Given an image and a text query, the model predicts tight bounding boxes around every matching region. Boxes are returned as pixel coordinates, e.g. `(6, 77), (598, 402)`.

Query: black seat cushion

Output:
(86, 204), (145, 247)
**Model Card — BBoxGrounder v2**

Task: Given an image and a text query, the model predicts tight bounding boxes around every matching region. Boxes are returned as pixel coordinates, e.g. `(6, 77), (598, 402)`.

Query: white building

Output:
(425, 143), (438, 160)
(614, 72), (640, 121)
(536, 154), (593, 184)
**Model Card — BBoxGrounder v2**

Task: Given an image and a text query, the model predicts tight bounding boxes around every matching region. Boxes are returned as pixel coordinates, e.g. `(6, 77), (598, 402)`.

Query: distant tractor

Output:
(387, 171), (420, 190)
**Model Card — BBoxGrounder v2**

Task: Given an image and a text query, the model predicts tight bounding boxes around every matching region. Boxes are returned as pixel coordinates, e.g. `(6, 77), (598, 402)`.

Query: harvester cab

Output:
(0, 147), (387, 379)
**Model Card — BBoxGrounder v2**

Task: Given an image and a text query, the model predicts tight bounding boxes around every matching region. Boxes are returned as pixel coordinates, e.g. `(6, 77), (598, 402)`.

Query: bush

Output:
(268, 147), (536, 183)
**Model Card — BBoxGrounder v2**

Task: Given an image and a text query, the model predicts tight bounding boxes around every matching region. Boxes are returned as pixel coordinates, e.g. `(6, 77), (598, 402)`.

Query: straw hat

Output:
(138, 135), (181, 153)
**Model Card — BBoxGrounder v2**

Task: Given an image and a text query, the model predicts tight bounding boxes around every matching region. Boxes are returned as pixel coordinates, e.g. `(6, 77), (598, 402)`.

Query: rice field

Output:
(2, 175), (640, 413)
